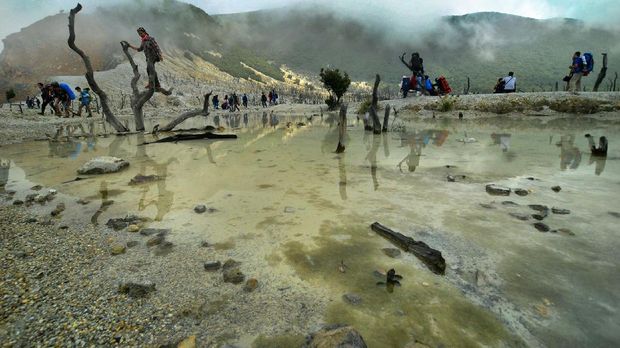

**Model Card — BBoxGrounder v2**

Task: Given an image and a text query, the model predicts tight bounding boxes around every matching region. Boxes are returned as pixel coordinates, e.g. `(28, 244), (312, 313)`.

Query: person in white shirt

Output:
(502, 72), (516, 93)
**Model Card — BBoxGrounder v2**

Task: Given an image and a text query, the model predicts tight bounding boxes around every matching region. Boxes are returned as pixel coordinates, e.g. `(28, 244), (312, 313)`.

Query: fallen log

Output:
(143, 132), (237, 144)
(371, 222), (446, 275)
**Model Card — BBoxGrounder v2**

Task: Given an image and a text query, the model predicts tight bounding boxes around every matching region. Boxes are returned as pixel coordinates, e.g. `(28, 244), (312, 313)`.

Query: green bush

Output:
(320, 67), (351, 110)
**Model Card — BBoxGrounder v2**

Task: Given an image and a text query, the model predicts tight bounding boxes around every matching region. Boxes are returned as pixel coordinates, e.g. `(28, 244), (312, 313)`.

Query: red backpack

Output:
(437, 76), (452, 94)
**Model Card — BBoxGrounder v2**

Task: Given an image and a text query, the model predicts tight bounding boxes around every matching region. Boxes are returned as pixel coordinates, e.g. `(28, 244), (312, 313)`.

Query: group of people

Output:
(37, 82), (93, 118)
(493, 72), (517, 93)
(212, 93), (249, 111)
(399, 52), (452, 97)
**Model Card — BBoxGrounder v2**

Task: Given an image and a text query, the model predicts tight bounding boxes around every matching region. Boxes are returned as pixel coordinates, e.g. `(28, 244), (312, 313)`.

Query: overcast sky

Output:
(1, 0), (618, 52)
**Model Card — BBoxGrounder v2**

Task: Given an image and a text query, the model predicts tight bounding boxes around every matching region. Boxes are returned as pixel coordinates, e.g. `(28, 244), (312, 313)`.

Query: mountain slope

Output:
(1, 1), (618, 99)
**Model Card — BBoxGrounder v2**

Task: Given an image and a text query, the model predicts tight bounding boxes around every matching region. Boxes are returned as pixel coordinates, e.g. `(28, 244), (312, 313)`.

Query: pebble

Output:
(204, 261), (222, 271)
(50, 203), (65, 216)
(551, 186), (562, 192)
(422, 282), (430, 287)
(514, 188), (529, 196)
(533, 222), (550, 232)
(223, 268), (245, 284)
(31, 185), (43, 191)
(244, 278), (258, 292)
(284, 206), (295, 213)
(532, 214), (546, 221)
(146, 236), (164, 247)
(13, 199), (24, 205)
(342, 293), (362, 305)
(127, 224), (140, 232)
(502, 201), (519, 206)
(509, 212), (530, 221)
(194, 204), (207, 214)
(200, 241), (210, 247)
(479, 203), (495, 209)
(556, 228), (575, 236)
(222, 259), (241, 271)
(485, 184), (511, 196)
(140, 228), (169, 236)
(110, 243), (126, 255)
(551, 207), (570, 215)
(118, 282), (156, 298)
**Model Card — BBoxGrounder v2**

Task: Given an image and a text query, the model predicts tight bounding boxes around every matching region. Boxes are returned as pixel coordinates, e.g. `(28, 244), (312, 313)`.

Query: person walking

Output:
(568, 51), (583, 93)
(212, 94), (219, 109)
(242, 93), (248, 108)
(74, 86), (92, 117)
(502, 72), (516, 93)
(261, 92), (268, 108)
(37, 82), (53, 115)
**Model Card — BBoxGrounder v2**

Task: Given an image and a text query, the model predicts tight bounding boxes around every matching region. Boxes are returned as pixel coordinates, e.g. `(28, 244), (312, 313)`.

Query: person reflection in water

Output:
(557, 135), (581, 170)
(0, 159), (10, 188)
(491, 133), (511, 152)
(398, 131), (423, 173)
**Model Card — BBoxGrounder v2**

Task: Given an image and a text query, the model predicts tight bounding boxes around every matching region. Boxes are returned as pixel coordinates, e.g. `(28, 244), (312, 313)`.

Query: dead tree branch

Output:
(593, 53), (608, 92)
(157, 92), (212, 132)
(120, 40), (155, 131)
(335, 104), (347, 153)
(68, 3), (128, 133)
(382, 103), (390, 132)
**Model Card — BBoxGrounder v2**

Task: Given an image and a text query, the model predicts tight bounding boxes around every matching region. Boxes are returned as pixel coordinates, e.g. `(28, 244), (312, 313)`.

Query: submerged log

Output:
(143, 132), (237, 144)
(382, 103), (390, 132)
(371, 222), (446, 275)
(68, 4), (128, 133)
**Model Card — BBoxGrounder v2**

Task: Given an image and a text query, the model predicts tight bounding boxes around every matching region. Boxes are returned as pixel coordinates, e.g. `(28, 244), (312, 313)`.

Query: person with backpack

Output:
(502, 72), (516, 93)
(568, 51), (583, 93)
(400, 75), (411, 98)
(74, 86), (92, 117)
(212, 94), (219, 109)
(493, 78), (505, 93)
(400, 52), (427, 95)
(127, 27), (168, 93)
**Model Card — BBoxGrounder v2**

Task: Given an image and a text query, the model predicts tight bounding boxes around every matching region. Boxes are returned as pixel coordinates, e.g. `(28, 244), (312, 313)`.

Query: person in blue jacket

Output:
(52, 82), (75, 117)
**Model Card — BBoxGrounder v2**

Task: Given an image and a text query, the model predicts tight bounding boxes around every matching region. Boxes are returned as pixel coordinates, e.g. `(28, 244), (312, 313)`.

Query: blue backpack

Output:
(582, 53), (594, 75)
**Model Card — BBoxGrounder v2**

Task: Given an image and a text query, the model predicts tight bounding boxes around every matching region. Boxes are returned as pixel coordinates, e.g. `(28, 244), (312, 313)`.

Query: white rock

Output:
(77, 156), (129, 175)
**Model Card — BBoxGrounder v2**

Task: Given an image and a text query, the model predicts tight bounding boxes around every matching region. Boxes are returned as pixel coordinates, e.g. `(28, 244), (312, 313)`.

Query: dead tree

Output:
(335, 104), (347, 153)
(464, 77), (471, 94)
(120, 40), (155, 132)
(369, 74), (382, 134)
(157, 92), (212, 132)
(382, 103), (390, 132)
(68, 3), (128, 133)
(613, 72), (618, 91)
(593, 53), (608, 92)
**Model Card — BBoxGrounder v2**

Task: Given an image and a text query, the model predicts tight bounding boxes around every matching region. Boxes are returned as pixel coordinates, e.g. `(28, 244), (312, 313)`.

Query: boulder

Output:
(194, 204), (207, 214)
(551, 186), (562, 192)
(485, 184), (510, 196)
(77, 156), (129, 175)
(303, 324), (368, 348)
(533, 222), (550, 232)
(514, 188), (529, 196)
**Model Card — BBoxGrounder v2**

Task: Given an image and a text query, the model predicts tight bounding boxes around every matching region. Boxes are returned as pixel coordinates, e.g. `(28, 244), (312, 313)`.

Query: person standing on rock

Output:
(568, 51), (583, 93)
(127, 27), (168, 94)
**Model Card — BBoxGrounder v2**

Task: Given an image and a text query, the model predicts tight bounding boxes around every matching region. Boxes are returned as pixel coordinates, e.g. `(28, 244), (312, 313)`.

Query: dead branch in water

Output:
(157, 92), (212, 132)
(369, 74), (382, 134)
(68, 3), (128, 133)
(335, 104), (347, 153)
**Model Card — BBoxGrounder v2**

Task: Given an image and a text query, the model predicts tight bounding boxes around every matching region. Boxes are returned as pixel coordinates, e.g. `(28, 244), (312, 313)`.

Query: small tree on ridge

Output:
(320, 68), (351, 110)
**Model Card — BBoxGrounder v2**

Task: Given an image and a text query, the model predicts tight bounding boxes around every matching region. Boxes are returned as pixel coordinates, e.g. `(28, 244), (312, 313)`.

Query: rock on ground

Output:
(303, 324), (368, 348)
(77, 156), (129, 175)
(485, 184), (511, 196)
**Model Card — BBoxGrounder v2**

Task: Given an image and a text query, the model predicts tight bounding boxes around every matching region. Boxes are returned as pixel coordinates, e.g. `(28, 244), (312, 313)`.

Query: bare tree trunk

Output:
(157, 92), (211, 132)
(613, 72), (618, 92)
(382, 103), (390, 132)
(68, 4), (128, 133)
(555, 81), (559, 91)
(593, 53), (608, 92)
(120, 41), (155, 132)
(335, 104), (347, 153)
(464, 77), (470, 94)
(369, 74), (382, 134)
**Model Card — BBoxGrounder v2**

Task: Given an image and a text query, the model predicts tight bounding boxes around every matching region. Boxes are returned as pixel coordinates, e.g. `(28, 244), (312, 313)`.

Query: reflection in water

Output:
(0, 158), (10, 187)
(243, 113), (249, 128)
(491, 133), (511, 152)
(366, 134), (381, 190)
(214, 115), (220, 128)
(262, 112), (268, 128)
(588, 154), (607, 175)
(338, 153), (347, 200)
(90, 180), (112, 225)
(136, 135), (175, 221)
(557, 135), (582, 170)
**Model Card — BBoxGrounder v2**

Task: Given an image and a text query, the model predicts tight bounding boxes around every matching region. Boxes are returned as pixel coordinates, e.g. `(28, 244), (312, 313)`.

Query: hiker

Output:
(261, 92), (268, 108)
(502, 72), (516, 93)
(268, 91), (273, 105)
(400, 75), (411, 98)
(222, 95), (229, 110)
(273, 92), (279, 105)
(212, 94), (219, 109)
(424, 75), (437, 96)
(242, 93), (248, 108)
(37, 83), (53, 115)
(74, 86), (92, 117)
(127, 27), (167, 93)
(400, 52), (426, 95)
(231, 93), (240, 112)
(568, 51), (583, 93)
(493, 78), (504, 93)
(52, 82), (75, 117)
